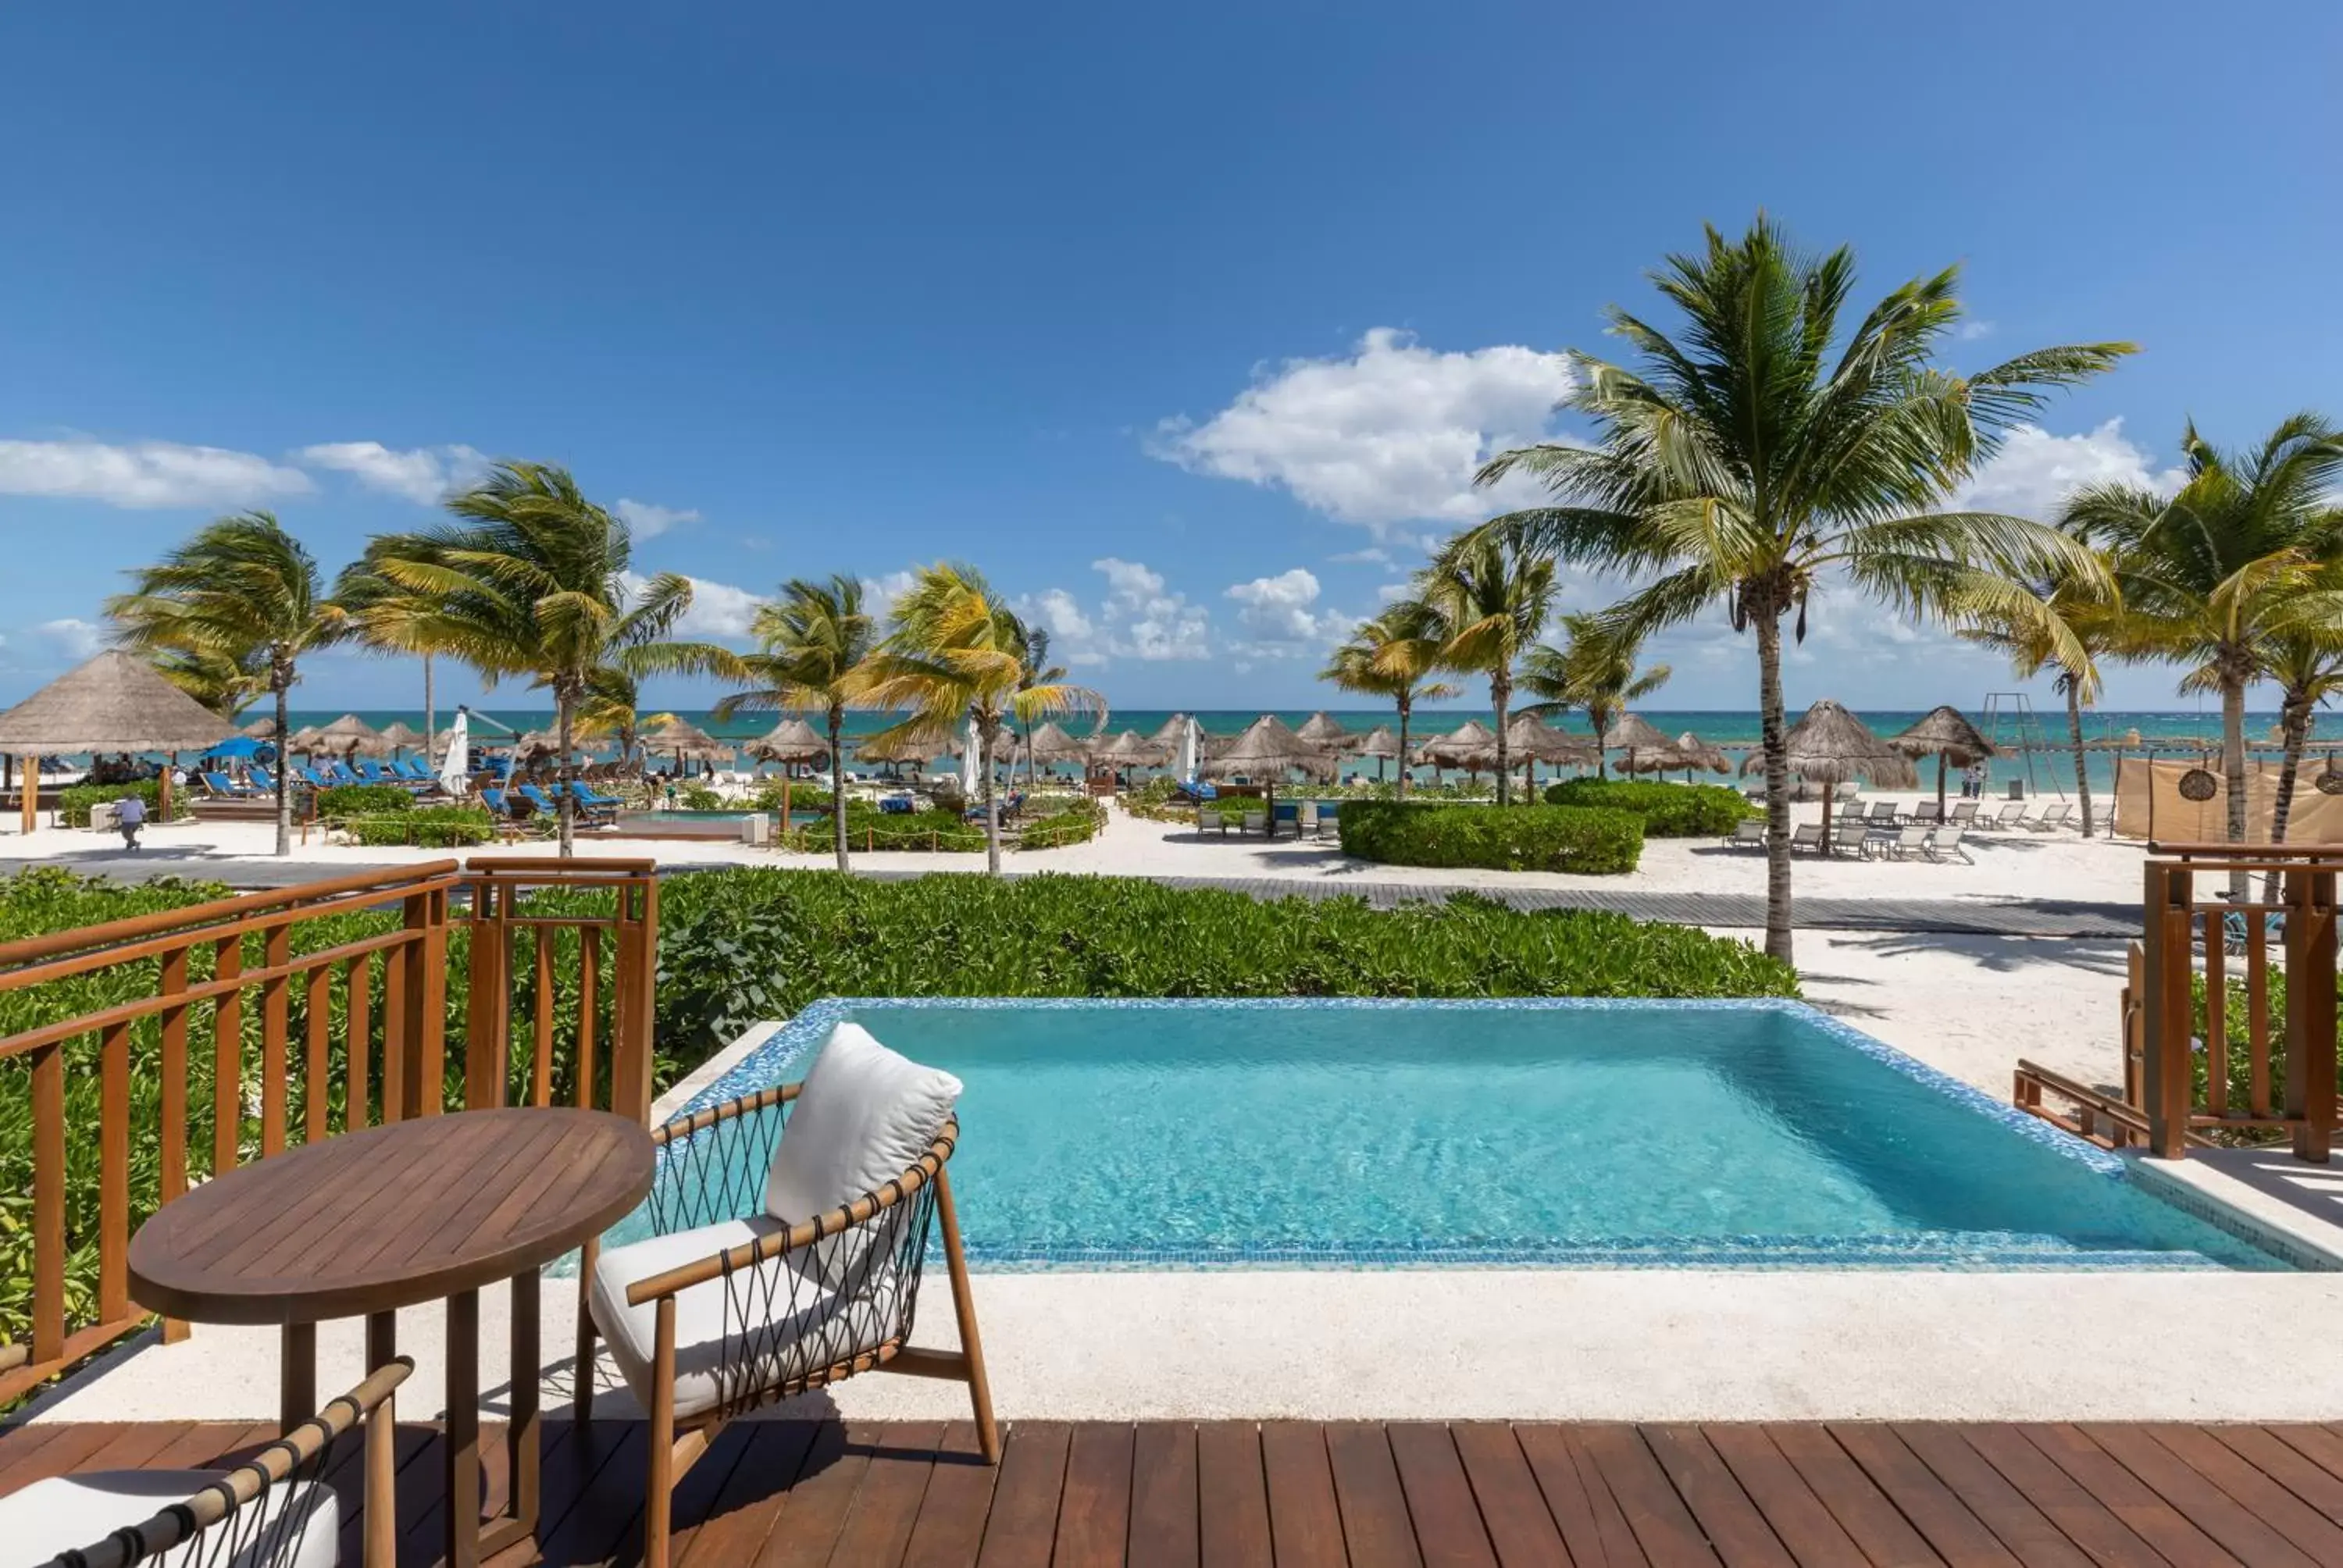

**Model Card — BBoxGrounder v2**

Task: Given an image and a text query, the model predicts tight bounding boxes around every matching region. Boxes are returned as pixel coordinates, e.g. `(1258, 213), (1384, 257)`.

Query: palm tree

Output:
(1956, 561), (2118, 836)
(2065, 415), (2343, 886)
(337, 542), (454, 766)
(1009, 618), (1065, 794)
(152, 647), (269, 722)
(1318, 603), (1457, 798)
(1472, 218), (2130, 960)
(362, 461), (746, 855)
(573, 665), (643, 767)
(104, 511), (350, 856)
(1416, 528), (1557, 804)
(711, 576), (879, 872)
(861, 563), (1104, 873)
(1517, 612), (1671, 779)
(2259, 632), (2343, 895)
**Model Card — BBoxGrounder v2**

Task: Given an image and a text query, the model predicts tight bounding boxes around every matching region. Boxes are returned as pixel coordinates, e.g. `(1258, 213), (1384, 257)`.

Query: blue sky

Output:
(2, 2), (2337, 718)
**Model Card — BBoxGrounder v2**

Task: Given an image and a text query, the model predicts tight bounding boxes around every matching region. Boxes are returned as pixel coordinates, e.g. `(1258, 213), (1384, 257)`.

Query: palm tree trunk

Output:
(1396, 697), (1411, 800)
(2222, 675), (2248, 898)
(2066, 679), (2095, 839)
(1592, 702), (1610, 780)
(981, 715), (1002, 875)
(272, 675), (291, 857)
(1755, 610), (1793, 965)
(423, 653), (435, 766)
(556, 691), (577, 859)
(828, 707), (850, 874)
(2266, 695), (2310, 901)
(1492, 672), (1511, 807)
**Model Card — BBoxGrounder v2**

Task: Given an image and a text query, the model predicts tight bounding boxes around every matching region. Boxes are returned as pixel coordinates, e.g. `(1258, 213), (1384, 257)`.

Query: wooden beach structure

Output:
(0, 650), (237, 833)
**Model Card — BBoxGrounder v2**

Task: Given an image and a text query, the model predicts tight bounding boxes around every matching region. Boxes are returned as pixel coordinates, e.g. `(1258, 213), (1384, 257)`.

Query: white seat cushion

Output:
(761, 1022), (960, 1230)
(590, 1217), (901, 1421)
(0, 1469), (338, 1568)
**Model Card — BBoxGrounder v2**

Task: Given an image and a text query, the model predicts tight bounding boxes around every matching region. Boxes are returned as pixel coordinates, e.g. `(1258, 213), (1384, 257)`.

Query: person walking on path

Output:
(115, 790), (145, 850)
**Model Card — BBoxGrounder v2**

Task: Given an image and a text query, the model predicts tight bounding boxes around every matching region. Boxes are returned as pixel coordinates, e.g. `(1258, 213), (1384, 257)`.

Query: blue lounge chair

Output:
(249, 765), (277, 793)
(200, 771), (251, 798)
(518, 783), (575, 822)
(298, 765), (330, 789)
(351, 759), (387, 783)
(397, 757), (433, 783)
(558, 781), (619, 825)
(481, 787), (523, 820)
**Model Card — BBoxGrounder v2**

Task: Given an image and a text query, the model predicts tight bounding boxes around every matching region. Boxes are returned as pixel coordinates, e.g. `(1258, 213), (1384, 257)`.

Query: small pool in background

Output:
(669, 998), (2293, 1272)
(612, 809), (824, 838)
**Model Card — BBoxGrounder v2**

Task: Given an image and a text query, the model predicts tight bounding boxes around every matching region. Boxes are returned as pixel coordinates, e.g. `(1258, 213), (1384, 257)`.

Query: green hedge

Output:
(343, 805), (497, 847)
(57, 779), (194, 828)
(1336, 800), (1643, 874)
(1017, 797), (1107, 848)
(1542, 779), (1756, 836)
(316, 783), (412, 817)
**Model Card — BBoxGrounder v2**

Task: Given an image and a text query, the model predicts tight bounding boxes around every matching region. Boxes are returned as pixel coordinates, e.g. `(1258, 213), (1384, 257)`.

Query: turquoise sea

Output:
(278, 705), (2291, 796)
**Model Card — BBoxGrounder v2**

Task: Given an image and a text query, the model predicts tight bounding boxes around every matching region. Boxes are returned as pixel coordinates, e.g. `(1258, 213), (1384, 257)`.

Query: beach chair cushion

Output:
(0, 1469), (340, 1568)
(590, 1216), (892, 1421)
(762, 1022), (961, 1236)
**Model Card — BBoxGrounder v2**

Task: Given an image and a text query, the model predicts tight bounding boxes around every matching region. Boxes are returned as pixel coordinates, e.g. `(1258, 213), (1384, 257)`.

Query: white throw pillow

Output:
(763, 1021), (962, 1226)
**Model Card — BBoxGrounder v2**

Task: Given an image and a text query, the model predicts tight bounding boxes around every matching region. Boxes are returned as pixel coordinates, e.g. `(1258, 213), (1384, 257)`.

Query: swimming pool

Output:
(664, 998), (2291, 1271)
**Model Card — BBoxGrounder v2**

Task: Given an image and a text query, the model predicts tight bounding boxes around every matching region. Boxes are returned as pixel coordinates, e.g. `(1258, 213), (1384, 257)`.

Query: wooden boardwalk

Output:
(12, 1417), (2343, 1565)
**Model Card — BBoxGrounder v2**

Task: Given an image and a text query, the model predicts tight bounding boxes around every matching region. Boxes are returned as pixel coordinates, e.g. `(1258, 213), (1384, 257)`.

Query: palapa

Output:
(1295, 711), (1350, 747)
(1417, 718), (1496, 768)
(1149, 713), (1192, 750)
(1356, 723), (1401, 780)
(1601, 712), (1674, 772)
(1098, 730), (1168, 767)
(240, 716), (277, 739)
(751, 717), (832, 764)
(311, 713), (389, 755)
(1460, 715), (1597, 783)
(0, 650), (238, 829)
(1891, 704), (1998, 814)
(1744, 698), (1917, 851)
(1204, 714), (1332, 823)
(1023, 720), (1091, 763)
(375, 720), (423, 753)
(1672, 730), (1734, 775)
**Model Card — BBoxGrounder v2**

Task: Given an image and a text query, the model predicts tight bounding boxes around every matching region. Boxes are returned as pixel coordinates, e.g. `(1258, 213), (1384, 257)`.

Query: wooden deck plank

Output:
(1054, 1420), (1136, 1567)
(2081, 1424), (2320, 1568)
(1639, 1426), (1796, 1568)
(1828, 1425), (2025, 1568)
(1764, 1423), (1946, 1567)
(902, 1421), (1006, 1568)
(679, 1420), (825, 1568)
(2259, 1425), (2343, 1494)
(1125, 1420), (1200, 1568)
(523, 1423), (649, 1568)
(1891, 1426), (2095, 1568)
(2017, 1424), (2242, 1568)
(2199, 1427), (2343, 1541)
(2143, 1425), (2343, 1565)
(1514, 1424), (1651, 1567)
(635, 1420), (759, 1567)
(1196, 1420), (1274, 1568)
(1450, 1424), (1573, 1568)
(1387, 1424), (1499, 1568)
(1952, 1424), (2169, 1568)
(1699, 1426), (1863, 1567)
(754, 1419), (883, 1567)
(974, 1420), (1072, 1568)
(1263, 1421), (1350, 1568)
(824, 1419), (944, 1568)
(1325, 1421), (1428, 1568)
(1576, 1425), (1721, 1568)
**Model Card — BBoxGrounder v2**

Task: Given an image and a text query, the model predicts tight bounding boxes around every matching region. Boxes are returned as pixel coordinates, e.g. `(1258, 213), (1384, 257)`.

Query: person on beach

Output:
(115, 791), (145, 851)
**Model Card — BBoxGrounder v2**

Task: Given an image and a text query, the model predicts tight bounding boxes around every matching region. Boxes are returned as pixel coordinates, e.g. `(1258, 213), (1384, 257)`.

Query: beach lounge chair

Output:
(1949, 800), (1981, 825)
(1867, 800), (1900, 825)
(1837, 800), (1867, 831)
(1199, 808), (1228, 836)
(1243, 810), (1269, 836)
(518, 782), (574, 821)
(0, 1359), (410, 1568)
(1990, 802), (2030, 831)
(1297, 801), (1321, 837)
(249, 764), (277, 793)
(1910, 800), (1941, 825)
(1724, 819), (1765, 849)
(1789, 823), (1825, 854)
(2028, 802), (2071, 832)
(1879, 825), (1932, 861)
(1314, 800), (1339, 839)
(481, 787), (527, 821)
(1926, 826), (1970, 864)
(581, 1024), (995, 1568)
(199, 770), (251, 798)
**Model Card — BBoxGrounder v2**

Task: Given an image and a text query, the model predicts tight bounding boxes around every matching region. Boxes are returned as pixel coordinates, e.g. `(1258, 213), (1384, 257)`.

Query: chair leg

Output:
(572, 1238), (598, 1426)
(933, 1165), (1000, 1463)
(647, 1297), (676, 1568)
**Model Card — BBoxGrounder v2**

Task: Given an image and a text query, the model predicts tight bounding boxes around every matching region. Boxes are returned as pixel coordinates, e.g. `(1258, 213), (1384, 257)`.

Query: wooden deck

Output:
(12, 1416), (2343, 1565)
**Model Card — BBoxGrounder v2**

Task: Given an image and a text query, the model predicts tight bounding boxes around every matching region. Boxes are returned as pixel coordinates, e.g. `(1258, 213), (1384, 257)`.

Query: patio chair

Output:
(1314, 801), (1340, 839)
(297, 766), (330, 790)
(581, 1024), (994, 1568)
(517, 782), (569, 821)
(1789, 823), (1825, 853)
(5, 1358), (409, 1568)
(2028, 802), (2071, 832)
(1990, 802), (2030, 831)
(1910, 800), (1941, 825)
(1242, 810), (1269, 836)
(248, 764), (277, 793)
(1867, 800), (1901, 825)
(1878, 824), (1932, 861)
(199, 770), (251, 799)
(1724, 819), (1764, 849)
(1949, 800), (1981, 825)
(1297, 801), (1321, 837)
(1835, 800), (1867, 832)
(1926, 826), (1970, 864)
(1199, 808), (1228, 836)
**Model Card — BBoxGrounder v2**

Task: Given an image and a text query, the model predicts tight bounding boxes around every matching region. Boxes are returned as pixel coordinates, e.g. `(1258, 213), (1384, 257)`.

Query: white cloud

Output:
(1328, 545), (1394, 567)
(37, 618), (104, 658)
(1224, 568), (1356, 657)
(1026, 589), (1095, 646)
(295, 441), (486, 504)
(615, 497), (699, 540)
(0, 439), (313, 509)
(1955, 419), (2178, 519)
(1151, 328), (1574, 536)
(1958, 319), (1997, 342)
(1093, 557), (1211, 661)
(861, 569), (918, 622)
(620, 570), (761, 639)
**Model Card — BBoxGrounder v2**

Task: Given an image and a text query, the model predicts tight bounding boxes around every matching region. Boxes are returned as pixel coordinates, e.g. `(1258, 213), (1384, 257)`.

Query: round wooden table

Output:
(130, 1107), (655, 1568)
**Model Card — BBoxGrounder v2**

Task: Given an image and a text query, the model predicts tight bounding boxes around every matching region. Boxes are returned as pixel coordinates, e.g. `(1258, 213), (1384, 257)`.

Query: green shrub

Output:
(653, 868), (1795, 1062)
(749, 780), (835, 814)
(57, 779), (193, 828)
(1016, 797), (1107, 848)
(783, 804), (987, 853)
(1337, 800), (1643, 874)
(343, 805), (497, 847)
(676, 783), (723, 811)
(1542, 779), (1755, 836)
(316, 783), (413, 818)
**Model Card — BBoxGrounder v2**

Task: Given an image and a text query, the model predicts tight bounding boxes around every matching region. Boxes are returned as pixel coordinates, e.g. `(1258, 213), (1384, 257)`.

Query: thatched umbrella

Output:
(0, 649), (237, 829)
(1601, 712), (1673, 777)
(1417, 718), (1495, 774)
(1205, 715), (1331, 829)
(312, 713), (388, 757)
(240, 716), (276, 739)
(1672, 731), (1734, 779)
(1891, 704), (1999, 817)
(751, 717), (832, 766)
(376, 720), (423, 757)
(1296, 711), (1350, 747)
(1094, 729), (1167, 783)
(1463, 715), (1598, 795)
(1356, 724), (1401, 782)
(639, 715), (724, 773)
(1150, 714), (1192, 750)
(1744, 699), (1917, 853)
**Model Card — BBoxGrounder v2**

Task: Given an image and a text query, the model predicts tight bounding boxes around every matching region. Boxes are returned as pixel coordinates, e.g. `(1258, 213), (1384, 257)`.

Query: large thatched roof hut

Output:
(0, 650), (237, 829)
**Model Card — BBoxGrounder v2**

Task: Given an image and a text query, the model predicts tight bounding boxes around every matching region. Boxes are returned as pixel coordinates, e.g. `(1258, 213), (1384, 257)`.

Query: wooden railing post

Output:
(2121, 940), (2145, 1109)
(2142, 859), (2195, 1159)
(610, 873), (658, 1124)
(400, 888), (448, 1119)
(2284, 867), (2338, 1164)
(212, 934), (244, 1176)
(465, 875), (509, 1110)
(31, 1045), (64, 1367)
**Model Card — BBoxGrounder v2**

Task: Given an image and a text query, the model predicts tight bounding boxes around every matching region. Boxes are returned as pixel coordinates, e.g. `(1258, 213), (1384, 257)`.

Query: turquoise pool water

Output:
(673, 999), (2288, 1271)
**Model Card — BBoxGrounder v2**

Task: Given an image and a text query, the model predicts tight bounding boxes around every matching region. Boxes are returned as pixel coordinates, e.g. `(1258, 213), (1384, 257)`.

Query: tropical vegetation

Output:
(1337, 800), (1643, 874)
(1318, 604), (1456, 799)
(1412, 529), (1557, 805)
(1517, 613), (1671, 780)
(1542, 778), (1753, 836)
(711, 575), (879, 872)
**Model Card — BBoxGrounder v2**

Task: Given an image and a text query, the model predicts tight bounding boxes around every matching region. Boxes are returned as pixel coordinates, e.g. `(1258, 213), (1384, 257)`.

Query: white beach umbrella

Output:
(437, 708), (470, 796)
(961, 712), (981, 795)
(1179, 715), (1200, 784)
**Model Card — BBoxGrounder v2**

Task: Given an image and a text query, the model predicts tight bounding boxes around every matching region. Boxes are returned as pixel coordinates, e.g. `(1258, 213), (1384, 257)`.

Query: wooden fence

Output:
(0, 856), (659, 1404)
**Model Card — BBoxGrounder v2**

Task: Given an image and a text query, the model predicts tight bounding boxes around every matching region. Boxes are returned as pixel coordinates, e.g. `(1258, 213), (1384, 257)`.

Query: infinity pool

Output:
(673, 998), (2286, 1271)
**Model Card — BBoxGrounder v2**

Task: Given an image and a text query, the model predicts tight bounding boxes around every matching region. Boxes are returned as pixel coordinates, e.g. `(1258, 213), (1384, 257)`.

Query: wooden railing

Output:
(0, 856), (659, 1404)
(2135, 843), (2340, 1161)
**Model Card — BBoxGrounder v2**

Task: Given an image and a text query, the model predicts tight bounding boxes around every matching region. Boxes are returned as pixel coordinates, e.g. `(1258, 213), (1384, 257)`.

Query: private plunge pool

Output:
(660, 998), (2295, 1272)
